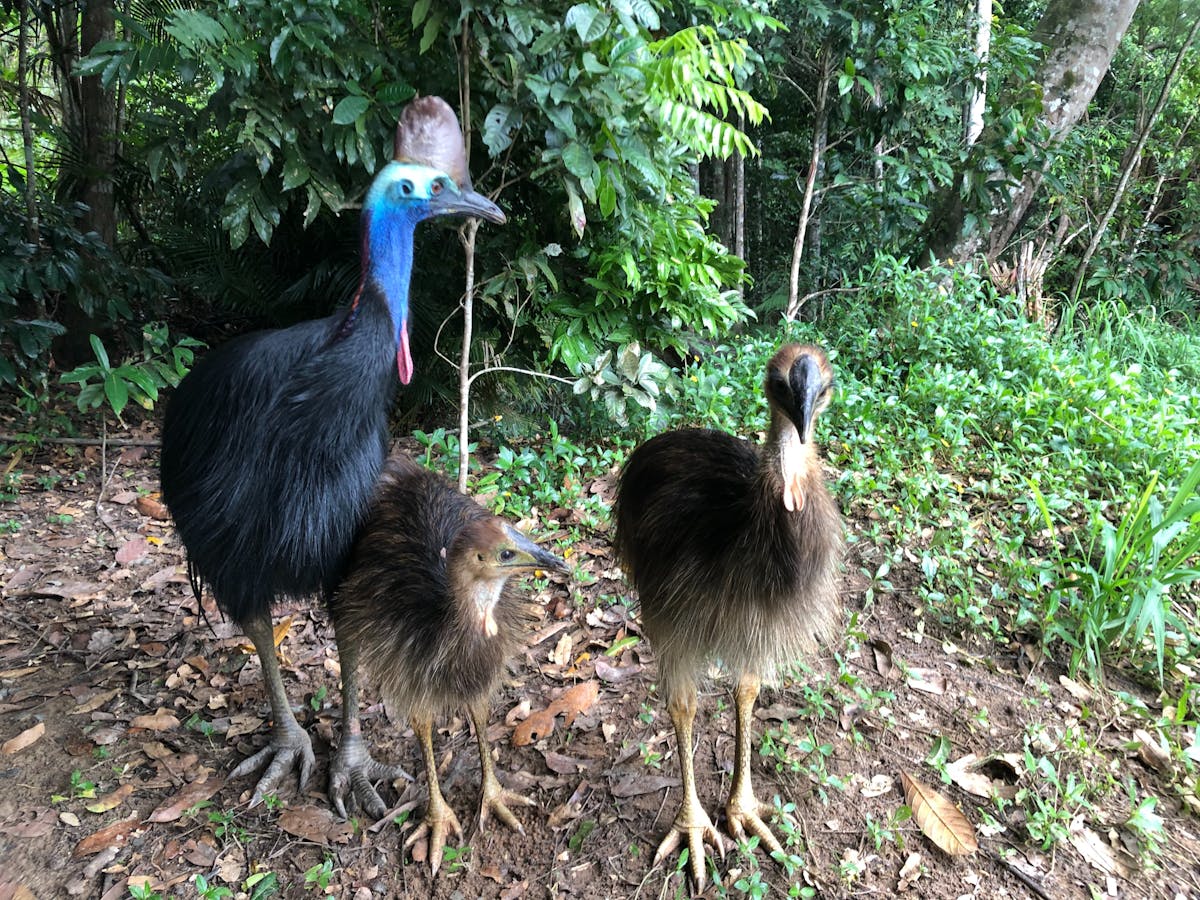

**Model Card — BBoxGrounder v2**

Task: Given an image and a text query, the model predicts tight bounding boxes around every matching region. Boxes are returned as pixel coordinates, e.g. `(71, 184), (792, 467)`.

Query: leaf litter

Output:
(0, 434), (1196, 898)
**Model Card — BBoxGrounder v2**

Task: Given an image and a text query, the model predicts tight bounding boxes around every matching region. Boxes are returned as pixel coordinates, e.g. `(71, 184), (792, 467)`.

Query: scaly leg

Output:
(725, 674), (785, 857)
(229, 610), (316, 806)
(468, 699), (534, 835)
(328, 634), (412, 819)
(404, 713), (463, 876)
(654, 683), (724, 891)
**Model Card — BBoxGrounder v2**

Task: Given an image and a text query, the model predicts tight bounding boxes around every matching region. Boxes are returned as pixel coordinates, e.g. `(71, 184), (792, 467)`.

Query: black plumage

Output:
(330, 454), (568, 872)
(159, 96), (505, 805)
(613, 343), (843, 888)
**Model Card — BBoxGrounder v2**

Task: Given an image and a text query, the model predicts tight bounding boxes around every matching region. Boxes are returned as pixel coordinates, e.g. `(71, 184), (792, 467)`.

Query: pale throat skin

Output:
(776, 416), (821, 512)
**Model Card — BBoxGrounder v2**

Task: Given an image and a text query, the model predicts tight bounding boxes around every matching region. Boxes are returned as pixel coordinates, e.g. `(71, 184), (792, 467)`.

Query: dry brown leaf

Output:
(1068, 818), (1131, 877)
(86, 783), (133, 814)
(548, 633), (573, 667)
(608, 773), (680, 799)
(1059, 675), (1093, 702)
(147, 777), (223, 823)
(542, 751), (594, 775)
(0, 884), (37, 900)
(2, 722), (45, 755)
(130, 710), (180, 732)
(594, 658), (643, 683)
(512, 682), (599, 747)
(500, 880), (530, 900)
(0, 808), (56, 838)
(905, 668), (947, 696)
(73, 688), (121, 715)
(277, 805), (355, 845)
(0, 666), (39, 679)
(897, 852), (923, 891)
(869, 637), (897, 678)
(1131, 728), (1171, 773)
(72, 816), (140, 857)
(900, 771), (978, 856)
(945, 754), (1016, 800)
(136, 495), (171, 520)
(115, 539), (150, 565)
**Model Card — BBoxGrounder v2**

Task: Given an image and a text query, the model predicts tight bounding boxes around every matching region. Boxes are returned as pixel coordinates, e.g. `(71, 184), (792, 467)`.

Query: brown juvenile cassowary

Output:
(159, 97), (505, 807)
(612, 343), (843, 889)
(330, 454), (568, 873)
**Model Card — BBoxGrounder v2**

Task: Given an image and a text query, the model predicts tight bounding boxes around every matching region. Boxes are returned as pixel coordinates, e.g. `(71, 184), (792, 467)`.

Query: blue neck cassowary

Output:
(160, 96), (504, 807)
(612, 344), (843, 890)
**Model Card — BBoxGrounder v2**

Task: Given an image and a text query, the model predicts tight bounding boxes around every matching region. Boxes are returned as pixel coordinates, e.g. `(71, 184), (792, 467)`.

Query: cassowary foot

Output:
(329, 733), (413, 820)
(654, 797), (725, 891)
(725, 790), (786, 858)
(229, 719), (316, 806)
(479, 777), (535, 835)
(405, 792), (464, 877)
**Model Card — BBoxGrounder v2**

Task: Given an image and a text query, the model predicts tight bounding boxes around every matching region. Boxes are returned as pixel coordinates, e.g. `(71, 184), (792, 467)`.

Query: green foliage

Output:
(79, 0), (417, 248)
(60, 327), (202, 418)
(0, 197), (170, 389)
(1030, 459), (1200, 684)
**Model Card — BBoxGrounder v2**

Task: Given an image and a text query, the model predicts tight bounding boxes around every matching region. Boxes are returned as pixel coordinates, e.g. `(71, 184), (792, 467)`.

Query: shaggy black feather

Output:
(160, 293), (396, 623)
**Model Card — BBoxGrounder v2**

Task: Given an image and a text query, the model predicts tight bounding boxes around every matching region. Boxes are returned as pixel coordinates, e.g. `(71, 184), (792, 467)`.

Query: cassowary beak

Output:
(499, 525), (570, 575)
(791, 354), (825, 444)
(429, 187), (506, 225)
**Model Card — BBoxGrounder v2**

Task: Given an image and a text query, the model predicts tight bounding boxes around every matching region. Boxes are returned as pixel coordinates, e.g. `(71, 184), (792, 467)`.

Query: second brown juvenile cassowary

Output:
(613, 343), (843, 889)
(330, 454), (568, 873)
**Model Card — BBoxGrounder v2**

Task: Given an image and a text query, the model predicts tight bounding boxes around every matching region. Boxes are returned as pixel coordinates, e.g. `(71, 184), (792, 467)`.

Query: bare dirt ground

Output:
(2, 427), (1199, 900)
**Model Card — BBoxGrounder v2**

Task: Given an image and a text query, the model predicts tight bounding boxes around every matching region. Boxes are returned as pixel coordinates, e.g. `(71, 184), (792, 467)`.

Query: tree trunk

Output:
(733, 115), (746, 297)
(1070, 12), (1200, 300)
(924, 0), (1140, 265)
(79, 0), (117, 246)
(965, 0), (992, 148)
(18, 0), (40, 255)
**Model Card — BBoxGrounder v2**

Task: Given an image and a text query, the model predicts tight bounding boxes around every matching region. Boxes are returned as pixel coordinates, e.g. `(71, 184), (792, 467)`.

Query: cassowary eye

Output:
(431, 179), (445, 195)
(499, 549), (515, 562)
(400, 180), (414, 196)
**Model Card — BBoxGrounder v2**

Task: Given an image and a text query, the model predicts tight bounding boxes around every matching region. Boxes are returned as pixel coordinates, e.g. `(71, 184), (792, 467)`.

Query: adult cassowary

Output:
(160, 96), (504, 806)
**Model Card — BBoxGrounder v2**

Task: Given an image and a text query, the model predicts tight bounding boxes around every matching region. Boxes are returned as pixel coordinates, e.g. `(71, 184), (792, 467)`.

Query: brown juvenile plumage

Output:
(612, 343), (843, 889)
(329, 454), (567, 874)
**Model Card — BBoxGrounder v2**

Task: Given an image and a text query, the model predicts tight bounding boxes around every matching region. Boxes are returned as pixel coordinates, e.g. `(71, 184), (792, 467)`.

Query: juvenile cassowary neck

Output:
(352, 205), (423, 383)
(763, 410), (820, 513)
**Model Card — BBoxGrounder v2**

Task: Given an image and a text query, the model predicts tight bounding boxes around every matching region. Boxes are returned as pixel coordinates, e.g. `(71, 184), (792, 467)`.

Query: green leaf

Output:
(103, 372), (129, 416)
(565, 4), (609, 43)
(561, 142), (594, 180)
(332, 95), (369, 125)
(89, 334), (111, 372)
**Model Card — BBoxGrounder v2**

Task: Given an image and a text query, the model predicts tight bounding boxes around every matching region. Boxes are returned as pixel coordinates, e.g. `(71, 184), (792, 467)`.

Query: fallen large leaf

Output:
(136, 495), (170, 520)
(116, 539), (150, 565)
(0, 808), (56, 838)
(277, 805), (355, 845)
(130, 710), (180, 732)
(72, 816), (140, 857)
(2, 722), (45, 755)
(513, 682), (598, 747)
(945, 754), (1018, 800)
(147, 777), (223, 823)
(1068, 817), (1131, 877)
(900, 771), (978, 856)
(86, 784), (134, 814)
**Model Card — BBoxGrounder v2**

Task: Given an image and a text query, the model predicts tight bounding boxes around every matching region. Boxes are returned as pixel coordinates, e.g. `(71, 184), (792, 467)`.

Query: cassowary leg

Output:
(468, 699), (534, 835)
(654, 682), (724, 891)
(404, 713), (463, 876)
(229, 610), (316, 805)
(328, 635), (413, 820)
(725, 673), (786, 858)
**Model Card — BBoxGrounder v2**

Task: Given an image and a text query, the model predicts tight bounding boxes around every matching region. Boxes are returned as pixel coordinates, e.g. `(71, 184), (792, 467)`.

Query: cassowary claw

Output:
(329, 732), (412, 820)
(229, 718), (316, 806)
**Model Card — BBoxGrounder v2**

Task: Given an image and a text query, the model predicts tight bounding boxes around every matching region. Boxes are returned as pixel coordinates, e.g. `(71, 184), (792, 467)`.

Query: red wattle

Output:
(397, 328), (413, 385)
